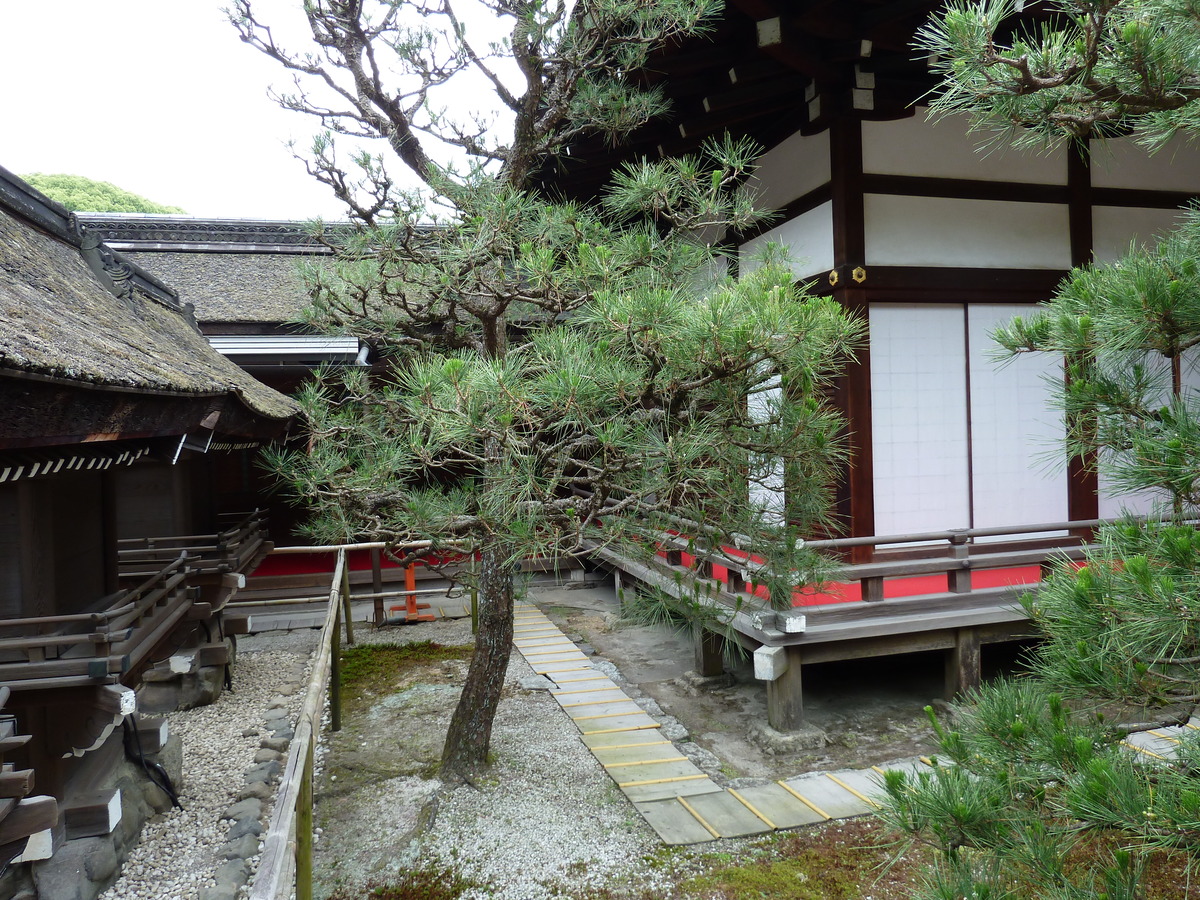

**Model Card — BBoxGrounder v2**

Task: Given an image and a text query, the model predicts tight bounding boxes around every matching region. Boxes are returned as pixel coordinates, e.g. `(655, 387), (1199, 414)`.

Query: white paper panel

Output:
(1091, 134), (1200, 192)
(862, 114), (1065, 184)
(864, 195), (1071, 269)
(967, 305), (1068, 534)
(870, 304), (970, 535)
(739, 201), (834, 280)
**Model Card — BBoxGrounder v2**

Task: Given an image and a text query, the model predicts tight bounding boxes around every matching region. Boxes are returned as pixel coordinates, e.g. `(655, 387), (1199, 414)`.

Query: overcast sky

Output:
(0, 0), (478, 220)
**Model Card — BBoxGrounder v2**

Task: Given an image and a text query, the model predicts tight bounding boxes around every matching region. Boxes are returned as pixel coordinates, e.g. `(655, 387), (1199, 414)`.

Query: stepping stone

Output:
(550, 678), (621, 696)
(1122, 731), (1178, 761)
(574, 712), (660, 734)
(821, 770), (885, 810)
(566, 699), (645, 719)
(608, 758), (705, 788)
(871, 757), (937, 782)
(779, 773), (874, 819)
(552, 687), (626, 705)
(549, 672), (612, 686)
(637, 798), (720, 845)
(593, 742), (686, 768)
(729, 783), (828, 830)
(582, 730), (670, 751)
(682, 790), (774, 839)
(532, 660), (593, 675)
(622, 776), (723, 803)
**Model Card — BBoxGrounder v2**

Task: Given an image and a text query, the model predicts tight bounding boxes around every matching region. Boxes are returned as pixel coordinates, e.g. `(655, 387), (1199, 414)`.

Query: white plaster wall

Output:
(870, 304), (971, 535)
(967, 304), (1068, 534)
(744, 129), (831, 211)
(1091, 134), (1200, 192)
(862, 114), (1066, 184)
(864, 194), (1071, 269)
(740, 201), (834, 280)
(1092, 205), (1190, 262)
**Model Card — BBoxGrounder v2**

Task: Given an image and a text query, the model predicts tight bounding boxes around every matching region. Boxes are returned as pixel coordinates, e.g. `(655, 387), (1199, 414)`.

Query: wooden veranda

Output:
(586, 517), (1126, 731)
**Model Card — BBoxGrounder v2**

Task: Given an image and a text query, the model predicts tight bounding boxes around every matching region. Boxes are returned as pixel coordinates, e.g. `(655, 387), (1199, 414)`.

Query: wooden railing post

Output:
(370, 548), (384, 626)
(948, 529), (971, 594)
(330, 553), (343, 734)
(295, 728), (314, 900)
(340, 559), (354, 647)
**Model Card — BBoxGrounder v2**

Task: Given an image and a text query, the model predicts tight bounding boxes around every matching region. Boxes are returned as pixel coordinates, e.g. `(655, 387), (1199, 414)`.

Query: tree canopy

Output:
(235, 0), (861, 777)
(917, 0), (1200, 150)
(881, 3), (1200, 897)
(23, 173), (185, 214)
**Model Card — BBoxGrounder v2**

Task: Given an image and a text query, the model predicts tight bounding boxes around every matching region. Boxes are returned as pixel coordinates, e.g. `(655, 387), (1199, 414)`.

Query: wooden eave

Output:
(538, 1), (1058, 201)
(0, 372), (288, 452)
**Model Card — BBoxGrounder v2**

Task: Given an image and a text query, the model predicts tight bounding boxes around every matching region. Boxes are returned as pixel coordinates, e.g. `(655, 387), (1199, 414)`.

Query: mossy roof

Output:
(122, 251), (315, 324)
(0, 207), (298, 421)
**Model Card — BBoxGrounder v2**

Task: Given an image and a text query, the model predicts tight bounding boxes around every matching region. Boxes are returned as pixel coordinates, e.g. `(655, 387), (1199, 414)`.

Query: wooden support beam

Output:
(766, 646), (805, 731)
(195, 643), (230, 668)
(63, 789), (122, 839)
(135, 716), (169, 754)
(945, 628), (982, 700)
(0, 795), (56, 844)
(862, 576), (884, 602)
(948, 531), (971, 594)
(693, 628), (724, 678)
(0, 769), (35, 800)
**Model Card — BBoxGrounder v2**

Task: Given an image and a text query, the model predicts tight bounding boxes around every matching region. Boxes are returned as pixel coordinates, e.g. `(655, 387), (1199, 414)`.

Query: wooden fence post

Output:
(340, 560), (354, 646)
(330, 560), (343, 734)
(295, 729), (315, 900)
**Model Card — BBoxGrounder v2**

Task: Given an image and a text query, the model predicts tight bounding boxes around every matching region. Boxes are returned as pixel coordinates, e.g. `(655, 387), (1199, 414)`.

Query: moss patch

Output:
(339, 641), (473, 707)
(326, 864), (484, 899)
(679, 819), (927, 900)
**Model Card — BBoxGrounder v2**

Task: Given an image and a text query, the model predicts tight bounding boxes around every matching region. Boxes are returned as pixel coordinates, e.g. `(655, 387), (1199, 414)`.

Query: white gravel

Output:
(100, 637), (316, 900)
(104, 620), (694, 900)
(415, 653), (676, 899)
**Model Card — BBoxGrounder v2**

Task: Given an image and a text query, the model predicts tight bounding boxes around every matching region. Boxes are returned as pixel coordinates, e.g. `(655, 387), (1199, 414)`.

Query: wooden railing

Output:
(248, 548), (352, 900)
(117, 509), (271, 581)
(0, 557), (192, 690)
(654, 517), (1123, 608)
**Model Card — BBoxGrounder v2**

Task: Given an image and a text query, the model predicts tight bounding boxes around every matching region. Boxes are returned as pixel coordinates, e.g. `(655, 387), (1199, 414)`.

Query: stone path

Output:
(516, 602), (1200, 845)
(513, 602), (935, 845)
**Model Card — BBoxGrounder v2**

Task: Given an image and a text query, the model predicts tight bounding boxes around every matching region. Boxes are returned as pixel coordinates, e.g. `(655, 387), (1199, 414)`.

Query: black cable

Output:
(122, 718), (182, 810)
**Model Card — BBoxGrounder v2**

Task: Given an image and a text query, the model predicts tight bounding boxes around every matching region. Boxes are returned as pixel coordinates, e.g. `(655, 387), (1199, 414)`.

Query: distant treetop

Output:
(23, 173), (186, 215)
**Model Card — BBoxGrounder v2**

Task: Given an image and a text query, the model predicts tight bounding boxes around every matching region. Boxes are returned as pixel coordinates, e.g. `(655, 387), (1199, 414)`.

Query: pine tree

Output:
(233, 0), (862, 778)
(879, 3), (1200, 895)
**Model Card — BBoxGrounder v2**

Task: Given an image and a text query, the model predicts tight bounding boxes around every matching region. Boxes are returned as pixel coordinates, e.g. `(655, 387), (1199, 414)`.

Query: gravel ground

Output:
(308, 616), (677, 899)
(100, 635), (317, 900)
(415, 652), (673, 899)
(106, 616), (738, 900)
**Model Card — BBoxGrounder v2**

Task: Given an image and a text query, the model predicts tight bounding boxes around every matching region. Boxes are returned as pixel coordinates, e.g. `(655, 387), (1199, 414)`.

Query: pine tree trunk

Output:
(439, 544), (514, 778)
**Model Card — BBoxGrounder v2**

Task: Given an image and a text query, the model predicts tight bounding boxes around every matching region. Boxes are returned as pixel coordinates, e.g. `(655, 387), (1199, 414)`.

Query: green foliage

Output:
(242, 0), (861, 776)
(23, 173), (185, 214)
(917, 0), (1200, 149)
(1029, 523), (1200, 704)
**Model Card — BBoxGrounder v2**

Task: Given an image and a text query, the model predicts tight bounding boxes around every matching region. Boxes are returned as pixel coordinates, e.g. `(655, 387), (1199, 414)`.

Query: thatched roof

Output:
(0, 170), (298, 424)
(121, 251), (313, 324)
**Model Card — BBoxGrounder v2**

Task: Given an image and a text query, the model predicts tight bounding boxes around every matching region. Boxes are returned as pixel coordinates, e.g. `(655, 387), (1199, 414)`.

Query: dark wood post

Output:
(766, 646), (805, 731)
(947, 529), (971, 594)
(693, 627), (724, 677)
(945, 628), (981, 699)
